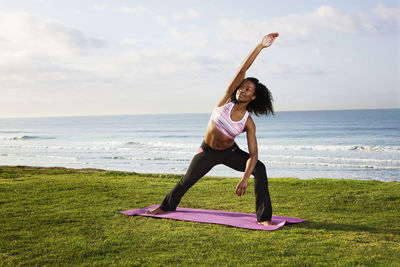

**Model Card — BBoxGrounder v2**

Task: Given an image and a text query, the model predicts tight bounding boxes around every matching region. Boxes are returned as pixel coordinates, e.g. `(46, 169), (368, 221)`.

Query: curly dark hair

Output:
(230, 77), (274, 116)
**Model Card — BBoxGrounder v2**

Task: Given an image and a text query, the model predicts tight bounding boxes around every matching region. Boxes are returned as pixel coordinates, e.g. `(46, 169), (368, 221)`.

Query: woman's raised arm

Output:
(216, 33), (279, 107)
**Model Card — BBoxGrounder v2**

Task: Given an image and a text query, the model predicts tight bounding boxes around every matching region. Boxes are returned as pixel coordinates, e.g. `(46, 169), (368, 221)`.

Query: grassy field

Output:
(0, 165), (399, 266)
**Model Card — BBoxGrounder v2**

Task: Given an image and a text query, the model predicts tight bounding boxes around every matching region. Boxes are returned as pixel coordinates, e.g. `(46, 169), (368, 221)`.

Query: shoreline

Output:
(1, 165), (397, 182)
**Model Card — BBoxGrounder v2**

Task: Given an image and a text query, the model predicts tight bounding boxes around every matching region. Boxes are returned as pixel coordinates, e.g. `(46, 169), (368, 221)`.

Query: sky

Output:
(0, 0), (399, 118)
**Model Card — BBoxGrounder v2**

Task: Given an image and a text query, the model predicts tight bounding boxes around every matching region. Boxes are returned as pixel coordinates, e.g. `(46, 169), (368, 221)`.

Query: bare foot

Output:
(257, 221), (275, 226)
(145, 207), (165, 215)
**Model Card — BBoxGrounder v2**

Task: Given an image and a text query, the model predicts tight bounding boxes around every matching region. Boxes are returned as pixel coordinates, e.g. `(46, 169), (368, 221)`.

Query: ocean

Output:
(0, 109), (399, 182)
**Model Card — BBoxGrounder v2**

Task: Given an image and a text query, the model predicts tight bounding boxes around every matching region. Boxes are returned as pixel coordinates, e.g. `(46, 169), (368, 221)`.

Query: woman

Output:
(147, 32), (279, 226)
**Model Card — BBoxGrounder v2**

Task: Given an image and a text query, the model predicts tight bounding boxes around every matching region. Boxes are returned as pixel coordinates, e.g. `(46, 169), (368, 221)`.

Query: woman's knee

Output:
(253, 161), (267, 177)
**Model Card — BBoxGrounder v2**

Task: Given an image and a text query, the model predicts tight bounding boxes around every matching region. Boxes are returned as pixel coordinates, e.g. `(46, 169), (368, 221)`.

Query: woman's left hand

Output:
(235, 178), (249, 197)
(261, 32), (279, 48)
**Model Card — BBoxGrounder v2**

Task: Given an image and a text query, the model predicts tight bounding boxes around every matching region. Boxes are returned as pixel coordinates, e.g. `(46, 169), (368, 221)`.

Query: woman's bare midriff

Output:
(204, 122), (235, 150)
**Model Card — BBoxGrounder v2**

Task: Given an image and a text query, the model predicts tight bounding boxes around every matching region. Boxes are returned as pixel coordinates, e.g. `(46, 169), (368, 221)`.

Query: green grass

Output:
(0, 166), (399, 266)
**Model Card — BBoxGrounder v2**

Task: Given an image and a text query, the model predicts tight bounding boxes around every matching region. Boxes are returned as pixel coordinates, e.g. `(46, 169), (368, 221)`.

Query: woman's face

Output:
(236, 80), (256, 103)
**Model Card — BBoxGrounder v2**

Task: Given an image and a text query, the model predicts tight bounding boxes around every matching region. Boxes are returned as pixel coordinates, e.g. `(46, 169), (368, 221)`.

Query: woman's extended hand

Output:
(235, 178), (249, 197)
(261, 32), (279, 48)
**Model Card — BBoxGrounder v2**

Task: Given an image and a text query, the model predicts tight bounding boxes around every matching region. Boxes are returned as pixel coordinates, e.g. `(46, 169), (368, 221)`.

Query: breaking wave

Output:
(3, 135), (57, 140)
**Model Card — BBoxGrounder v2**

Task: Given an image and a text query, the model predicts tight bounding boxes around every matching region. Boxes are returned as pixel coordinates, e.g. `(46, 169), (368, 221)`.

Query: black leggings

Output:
(160, 140), (272, 222)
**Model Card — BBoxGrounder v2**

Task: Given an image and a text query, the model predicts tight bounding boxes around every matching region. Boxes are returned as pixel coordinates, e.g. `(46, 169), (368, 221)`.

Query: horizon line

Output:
(1, 107), (399, 119)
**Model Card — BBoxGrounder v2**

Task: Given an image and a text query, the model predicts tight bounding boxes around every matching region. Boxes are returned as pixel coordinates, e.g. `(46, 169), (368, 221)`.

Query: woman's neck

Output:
(233, 102), (248, 113)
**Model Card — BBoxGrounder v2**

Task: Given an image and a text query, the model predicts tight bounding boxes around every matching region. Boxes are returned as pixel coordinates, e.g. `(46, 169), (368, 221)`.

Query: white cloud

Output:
(218, 18), (268, 45)
(270, 5), (394, 35)
(266, 61), (324, 76)
(119, 6), (147, 14)
(119, 6), (201, 25)
(373, 3), (400, 21)
(218, 4), (400, 46)
(119, 6), (168, 25)
(168, 26), (208, 47)
(93, 3), (110, 10)
(0, 7), (211, 101)
(314, 6), (361, 33)
(120, 38), (145, 46)
(116, 48), (228, 81)
(372, 3), (400, 32)
(356, 12), (378, 32)
(0, 8), (106, 58)
(172, 8), (201, 21)
(0, 8), (108, 95)
(313, 49), (320, 55)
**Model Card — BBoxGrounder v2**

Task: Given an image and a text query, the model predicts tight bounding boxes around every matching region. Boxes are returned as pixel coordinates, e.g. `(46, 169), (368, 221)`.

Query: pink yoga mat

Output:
(121, 205), (306, 231)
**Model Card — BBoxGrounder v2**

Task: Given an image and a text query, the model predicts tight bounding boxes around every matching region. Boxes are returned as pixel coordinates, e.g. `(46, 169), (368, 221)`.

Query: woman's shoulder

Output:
(216, 99), (234, 108)
(245, 114), (255, 129)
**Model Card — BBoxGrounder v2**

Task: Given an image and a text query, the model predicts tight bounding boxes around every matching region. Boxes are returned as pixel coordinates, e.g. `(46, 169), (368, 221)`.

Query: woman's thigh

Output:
(180, 149), (219, 185)
(222, 147), (250, 172)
